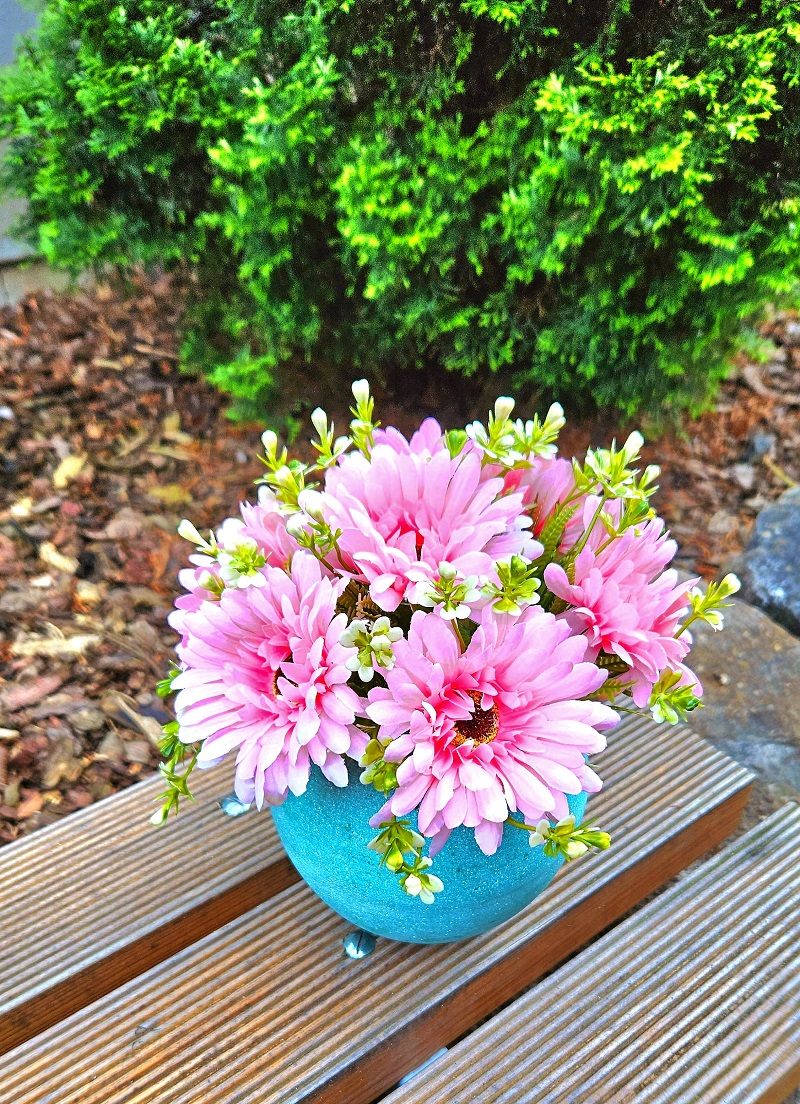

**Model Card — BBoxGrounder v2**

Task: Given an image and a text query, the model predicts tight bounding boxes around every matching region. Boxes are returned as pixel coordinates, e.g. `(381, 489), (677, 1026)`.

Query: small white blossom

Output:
(511, 402), (566, 460)
(177, 518), (215, 553)
(216, 517), (247, 547)
(310, 407), (329, 439)
(566, 840), (589, 859)
(285, 513), (308, 539)
(621, 431), (644, 465)
(528, 818), (552, 848)
(351, 378), (370, 409)
(402, 868), (444, 904)
(261, 429), (279, 454)
(415, 564), (483, 619)
(297, 488), (326, 522)
(212, 521), (268, 588)
(341, 616), (403, 681)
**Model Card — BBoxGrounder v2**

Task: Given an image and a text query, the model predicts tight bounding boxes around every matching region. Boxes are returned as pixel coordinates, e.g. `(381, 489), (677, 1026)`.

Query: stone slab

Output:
(737, 487), (800, 637)
(0, 0), (38, 67)
(685, 595), (800, 831)
(0, 194), (36, 265)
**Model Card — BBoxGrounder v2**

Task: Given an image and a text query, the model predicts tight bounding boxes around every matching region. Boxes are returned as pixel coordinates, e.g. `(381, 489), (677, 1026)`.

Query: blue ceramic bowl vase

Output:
(270, 761), (587, 944)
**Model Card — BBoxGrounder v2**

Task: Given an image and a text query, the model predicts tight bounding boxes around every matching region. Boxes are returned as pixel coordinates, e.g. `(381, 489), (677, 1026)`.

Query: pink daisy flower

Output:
(365, 608), (617, 856)
(237, 486), (298, 568)
(544, 515), (699, 705)
(324, 420), (539, 611)
(172, 552), (366, 807)
(169, 488), (297, 639)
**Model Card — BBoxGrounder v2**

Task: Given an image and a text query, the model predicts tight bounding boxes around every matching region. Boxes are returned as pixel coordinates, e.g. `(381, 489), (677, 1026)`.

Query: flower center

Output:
(451, 691), (499, 747)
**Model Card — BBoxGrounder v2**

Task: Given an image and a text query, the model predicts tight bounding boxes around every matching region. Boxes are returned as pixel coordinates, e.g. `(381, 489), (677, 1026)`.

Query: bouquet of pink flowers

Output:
(153, 382), (738, 904)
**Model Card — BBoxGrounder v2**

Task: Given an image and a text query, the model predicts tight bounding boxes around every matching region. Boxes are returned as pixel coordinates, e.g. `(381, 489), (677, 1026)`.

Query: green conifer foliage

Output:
(2, 1), (799, 416)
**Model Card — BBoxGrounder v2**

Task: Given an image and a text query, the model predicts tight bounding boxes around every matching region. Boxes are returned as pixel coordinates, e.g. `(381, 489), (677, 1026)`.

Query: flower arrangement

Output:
(153, 382), (739, 906)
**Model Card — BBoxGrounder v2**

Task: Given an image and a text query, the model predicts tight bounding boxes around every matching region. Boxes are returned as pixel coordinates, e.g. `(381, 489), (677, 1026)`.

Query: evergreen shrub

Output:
(2, 1), (799, 417)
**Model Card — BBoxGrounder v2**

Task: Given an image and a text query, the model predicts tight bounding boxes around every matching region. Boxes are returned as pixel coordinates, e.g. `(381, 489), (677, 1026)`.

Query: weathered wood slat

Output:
(4, 719), (753, 1104)
(383, 804), (800, 1104)
(0, 763), (296, 1055)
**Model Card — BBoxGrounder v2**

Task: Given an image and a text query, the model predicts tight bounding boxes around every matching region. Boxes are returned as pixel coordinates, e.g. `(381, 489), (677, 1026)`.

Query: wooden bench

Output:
(1, 713), (795, 1103)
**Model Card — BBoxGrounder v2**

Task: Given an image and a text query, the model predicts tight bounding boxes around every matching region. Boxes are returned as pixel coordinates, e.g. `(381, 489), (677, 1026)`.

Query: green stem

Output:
(675, 613), (697, 639)
(569, 494), (608, 559)
(611, 704), (650, 718)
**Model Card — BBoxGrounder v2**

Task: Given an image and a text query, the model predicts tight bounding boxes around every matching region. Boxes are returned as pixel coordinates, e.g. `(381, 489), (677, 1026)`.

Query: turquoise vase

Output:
(270, 762), (587, 944)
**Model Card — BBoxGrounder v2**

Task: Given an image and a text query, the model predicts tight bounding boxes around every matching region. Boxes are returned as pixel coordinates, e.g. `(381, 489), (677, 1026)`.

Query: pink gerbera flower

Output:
(544, 514), (698, 705)
(324, 420), (539, 611)
(509, 456), (579, 536)
(365, 608), (617, 855)
(172, 552), (366, 806)
(169, 487), (297, 639)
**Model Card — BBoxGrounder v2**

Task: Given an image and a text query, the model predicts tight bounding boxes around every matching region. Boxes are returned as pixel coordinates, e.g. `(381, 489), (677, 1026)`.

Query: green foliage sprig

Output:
(150, 670), (200, 825)
(368, 817), (444, 903)
(149, 722), (201, 826)
(507, 813), (612, 860)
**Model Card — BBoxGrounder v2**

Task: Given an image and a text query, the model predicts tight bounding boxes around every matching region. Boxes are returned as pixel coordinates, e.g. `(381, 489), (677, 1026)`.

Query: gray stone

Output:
(729, 462), (755, 492)
(41, 735), (85, 789)
(96, 731), (125, 762)
(738, 487), (800, 636)
(686, 597), (800, 832)
(707, 509), (736, 536)
(122, 739), (152, 765)
(0, 588), (44, 614)
(70, 707), (106, 734)
(741, 430), (772, 461)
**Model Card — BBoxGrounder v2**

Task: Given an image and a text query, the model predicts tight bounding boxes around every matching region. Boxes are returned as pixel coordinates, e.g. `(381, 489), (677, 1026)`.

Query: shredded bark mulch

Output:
(0, 273), (797, 845)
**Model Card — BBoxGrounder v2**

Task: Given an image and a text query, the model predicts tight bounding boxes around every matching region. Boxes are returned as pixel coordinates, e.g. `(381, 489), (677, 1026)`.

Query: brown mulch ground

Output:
(0, 273), (798, 846)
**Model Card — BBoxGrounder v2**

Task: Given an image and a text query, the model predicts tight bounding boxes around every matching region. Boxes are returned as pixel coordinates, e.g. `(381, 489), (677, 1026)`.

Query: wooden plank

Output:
(4, 719), (753, 1103)
(0, 763), (296, 1055)
(383, 804), (800, 1104)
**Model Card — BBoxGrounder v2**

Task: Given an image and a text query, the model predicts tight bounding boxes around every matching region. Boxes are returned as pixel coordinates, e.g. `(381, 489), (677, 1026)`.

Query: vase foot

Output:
(218, 793), (252, 818)
(343, 929), (377, 959)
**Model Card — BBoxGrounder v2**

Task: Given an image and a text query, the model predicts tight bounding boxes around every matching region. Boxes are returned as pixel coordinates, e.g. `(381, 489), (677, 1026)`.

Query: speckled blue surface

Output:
(270, 763), (587, 944)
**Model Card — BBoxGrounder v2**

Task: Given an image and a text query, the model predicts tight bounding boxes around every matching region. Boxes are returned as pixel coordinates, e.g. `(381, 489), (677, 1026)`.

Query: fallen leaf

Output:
(134, 343), (180, 361)
(0, 674), (65, 712)
(11, 633), (101, 659)
(161, 412), (193, 444)
(39, 541), (80, 575)
(16, 792), (43, 819)
(10, 497), (33, 519)
(104, 507), (148, 540)
(147, 483), (194, 505)
(115, 429), (152, 459)
(147, 445), (195, 462)
(52, 453), (87, 489)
